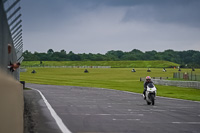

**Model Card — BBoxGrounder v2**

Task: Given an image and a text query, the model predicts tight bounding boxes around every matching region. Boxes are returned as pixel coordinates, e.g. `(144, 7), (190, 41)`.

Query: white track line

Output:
(119, 90), (200, 103)
(172, 122), (200, 124)
(108, 88), (200, 103)
(30, 88), (71, 133)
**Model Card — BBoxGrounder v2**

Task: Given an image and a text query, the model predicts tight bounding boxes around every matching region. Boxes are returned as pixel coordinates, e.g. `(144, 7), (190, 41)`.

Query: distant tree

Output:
(192, 52), (200, 67)
(60, 49), (66, 54)
(130, 49), (143, 54)
(122, 49), (144, 60)
(23, 50), (33, 61)
(68, 51), (81, 61)
(144, 50), (157, 60)
(47, 49), (54, 54)
(37, 53), (49, 61)
(106, 50), (124, 59)
(121, 53), (138, 60)
(105, 50), (122, 60)
(68, 51), (74, 54)
(22, 49), (200, 67)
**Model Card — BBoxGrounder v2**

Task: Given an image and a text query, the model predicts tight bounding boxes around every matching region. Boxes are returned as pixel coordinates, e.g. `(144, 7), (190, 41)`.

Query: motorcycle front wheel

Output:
(150, 95), (155, 105)
(152, 99), (155, 105)
(146, 101), (151, 105)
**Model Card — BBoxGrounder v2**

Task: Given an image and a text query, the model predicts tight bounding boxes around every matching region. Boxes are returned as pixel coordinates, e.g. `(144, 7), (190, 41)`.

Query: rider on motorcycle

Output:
(143, 76), (153, 99)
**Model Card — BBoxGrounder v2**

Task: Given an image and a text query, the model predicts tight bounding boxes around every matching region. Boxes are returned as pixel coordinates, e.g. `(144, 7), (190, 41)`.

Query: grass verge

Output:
(24, 88), (31, 90)
(20, 68), (200, 101)
(21, 60), (179, 68)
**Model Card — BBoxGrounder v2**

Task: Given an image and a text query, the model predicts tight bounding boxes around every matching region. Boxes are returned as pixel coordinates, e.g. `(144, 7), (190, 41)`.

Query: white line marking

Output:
(121, 90), (200, 103)
(156, 96), (200, 103)
(60, 113), (144, 116)
(150, 109), (166, 112)
(31, 88), (71, 133)
(113, 118), (140, 121)
(29, 84), (200, 103)
(172, 122), (200, 124)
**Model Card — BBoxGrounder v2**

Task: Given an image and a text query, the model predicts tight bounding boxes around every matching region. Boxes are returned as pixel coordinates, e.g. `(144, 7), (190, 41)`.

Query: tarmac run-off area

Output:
(24, 83), (200, 133)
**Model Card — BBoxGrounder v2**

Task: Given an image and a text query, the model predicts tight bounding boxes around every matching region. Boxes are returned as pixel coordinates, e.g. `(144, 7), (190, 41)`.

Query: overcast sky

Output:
(21, 0), (200, 53)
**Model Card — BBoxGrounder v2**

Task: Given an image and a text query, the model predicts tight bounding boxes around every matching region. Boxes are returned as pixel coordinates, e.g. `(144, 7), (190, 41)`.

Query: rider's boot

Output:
(142, 94), (146, 100)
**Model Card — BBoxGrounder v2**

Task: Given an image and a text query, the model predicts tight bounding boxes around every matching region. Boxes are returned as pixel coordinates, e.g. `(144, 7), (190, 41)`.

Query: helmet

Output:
(146, 76), (151, 80)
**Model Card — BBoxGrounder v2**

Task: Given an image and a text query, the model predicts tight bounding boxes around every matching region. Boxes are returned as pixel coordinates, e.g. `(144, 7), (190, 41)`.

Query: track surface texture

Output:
(24, 89), (62, 133)
(25, 83), (200, 133)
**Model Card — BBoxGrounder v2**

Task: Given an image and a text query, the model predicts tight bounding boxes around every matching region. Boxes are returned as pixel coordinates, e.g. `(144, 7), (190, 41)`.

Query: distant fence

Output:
(140, 77), (169, 81)
(19, 68), (27, 72)
(173, 72), (200, 81)
(140, 77), (200, 89)
(23, 66), (111, 68)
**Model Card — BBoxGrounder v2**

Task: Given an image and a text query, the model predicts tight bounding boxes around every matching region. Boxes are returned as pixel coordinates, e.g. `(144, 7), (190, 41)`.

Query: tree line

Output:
(22, 49), (200, 68)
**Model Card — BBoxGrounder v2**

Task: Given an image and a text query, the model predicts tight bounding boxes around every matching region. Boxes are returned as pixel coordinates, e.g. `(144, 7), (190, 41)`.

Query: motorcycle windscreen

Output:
(147, 83), (154, 88)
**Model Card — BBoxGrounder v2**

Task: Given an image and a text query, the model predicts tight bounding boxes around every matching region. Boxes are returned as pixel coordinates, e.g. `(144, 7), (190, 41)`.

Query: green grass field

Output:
(20, 67), (200, 101)
(21, 60), (179, 68)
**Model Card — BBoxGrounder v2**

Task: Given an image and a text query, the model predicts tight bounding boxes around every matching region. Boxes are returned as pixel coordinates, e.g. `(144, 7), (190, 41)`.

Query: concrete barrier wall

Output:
(141, 78), (200, 89)
(0, 70), (23, 133)
(0, 1), (23, 133)
(0, 0), (19, 80)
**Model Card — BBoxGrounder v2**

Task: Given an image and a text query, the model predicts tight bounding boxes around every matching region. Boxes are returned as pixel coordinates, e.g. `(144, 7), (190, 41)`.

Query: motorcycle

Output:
(145, 83), (157, 105)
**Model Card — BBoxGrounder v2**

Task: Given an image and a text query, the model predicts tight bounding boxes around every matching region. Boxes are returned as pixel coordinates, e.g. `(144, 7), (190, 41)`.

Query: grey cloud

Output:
(63, 0), (200, 27)
(21, 0), (200, 53)
(121, 0), (200, 27)
(22, 0), (200, 27)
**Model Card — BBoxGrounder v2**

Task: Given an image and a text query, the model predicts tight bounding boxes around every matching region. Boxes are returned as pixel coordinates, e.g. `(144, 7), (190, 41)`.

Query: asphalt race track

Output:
(25, 83), (200, 133)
